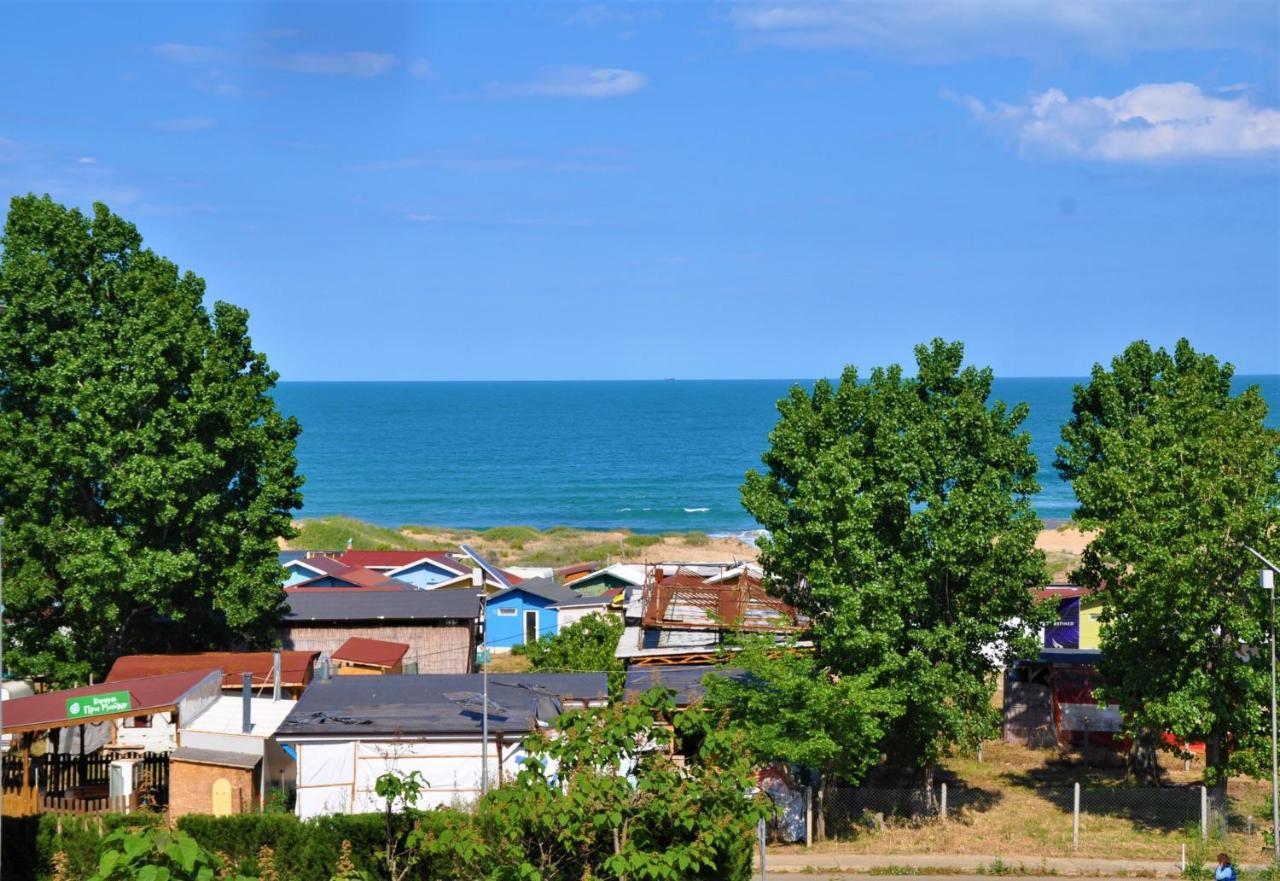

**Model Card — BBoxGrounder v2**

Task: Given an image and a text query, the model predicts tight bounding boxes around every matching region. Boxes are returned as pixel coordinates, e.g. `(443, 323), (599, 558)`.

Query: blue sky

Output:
(2, 1), (1278, 380)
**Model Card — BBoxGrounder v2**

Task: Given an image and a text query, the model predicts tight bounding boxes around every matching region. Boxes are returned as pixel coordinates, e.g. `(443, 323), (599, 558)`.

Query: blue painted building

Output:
(484, 578), (581, 651)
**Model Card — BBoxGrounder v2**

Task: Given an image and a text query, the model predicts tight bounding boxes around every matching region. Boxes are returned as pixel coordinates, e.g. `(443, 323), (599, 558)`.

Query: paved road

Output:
(758, 851), (1263, 876)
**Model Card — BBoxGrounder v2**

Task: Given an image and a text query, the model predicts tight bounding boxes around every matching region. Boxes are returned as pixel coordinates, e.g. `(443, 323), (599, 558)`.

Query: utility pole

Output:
(1246, 545), (1280, 864)
(474, 567), (489, 797)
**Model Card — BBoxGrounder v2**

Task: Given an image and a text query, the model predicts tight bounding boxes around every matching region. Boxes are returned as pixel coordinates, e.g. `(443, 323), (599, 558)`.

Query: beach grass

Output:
(282, 516), (759, 567)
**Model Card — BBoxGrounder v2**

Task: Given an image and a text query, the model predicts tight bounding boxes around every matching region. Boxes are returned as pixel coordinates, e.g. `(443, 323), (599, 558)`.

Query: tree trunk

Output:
(1126, 727), (1163, 784)
(1204, 734), (1230, 833)
(920, 762), (937, 815)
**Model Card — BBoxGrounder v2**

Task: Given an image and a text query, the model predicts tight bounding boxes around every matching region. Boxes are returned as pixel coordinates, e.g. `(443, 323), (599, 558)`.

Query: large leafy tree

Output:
(0, 195), (303, 684)
(742, 339), (1051, 792)
(1056, 339), (1279, 796)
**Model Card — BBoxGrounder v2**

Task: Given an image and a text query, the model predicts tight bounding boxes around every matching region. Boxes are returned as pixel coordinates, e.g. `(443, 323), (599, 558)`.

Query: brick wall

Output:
(169, 760), (256, 818)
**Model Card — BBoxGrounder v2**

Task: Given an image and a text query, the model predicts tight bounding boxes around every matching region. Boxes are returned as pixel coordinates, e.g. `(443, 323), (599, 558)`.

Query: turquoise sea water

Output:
(273, 377), (1280, 535)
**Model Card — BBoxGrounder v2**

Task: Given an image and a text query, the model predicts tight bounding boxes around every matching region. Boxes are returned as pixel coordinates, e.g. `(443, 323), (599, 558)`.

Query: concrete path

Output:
(758, 850), (1266, 876)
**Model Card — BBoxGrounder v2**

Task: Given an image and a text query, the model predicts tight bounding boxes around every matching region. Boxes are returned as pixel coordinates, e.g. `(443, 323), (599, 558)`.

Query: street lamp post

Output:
(1246, 545), (1280, 864)
(473, 567), (489, 797)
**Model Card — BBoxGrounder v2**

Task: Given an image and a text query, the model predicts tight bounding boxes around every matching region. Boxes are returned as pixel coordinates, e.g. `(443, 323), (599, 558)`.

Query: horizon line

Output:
(273, 374), (1280, 384)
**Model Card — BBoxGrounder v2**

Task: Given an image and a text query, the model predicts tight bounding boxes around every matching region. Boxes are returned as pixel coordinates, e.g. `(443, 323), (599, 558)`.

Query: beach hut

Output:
(484, 577), (582, 651)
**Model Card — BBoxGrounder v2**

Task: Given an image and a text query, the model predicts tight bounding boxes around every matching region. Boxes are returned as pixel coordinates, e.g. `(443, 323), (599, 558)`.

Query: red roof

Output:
(289, 562), (415, 590)
(1032, 583), (1095, 601)
(3, 669), (220, 733)
(332, 637), (410, 668)
(336, 550), (466, 574)
(106, 651), (319, 689)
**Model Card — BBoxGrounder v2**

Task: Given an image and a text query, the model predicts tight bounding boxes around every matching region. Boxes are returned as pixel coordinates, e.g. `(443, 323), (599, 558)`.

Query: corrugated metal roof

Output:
(107, 652), (318, 689)
(283, 589), (480, 622)
(2, 670), (221, 733)
(276, 673), (608, 738)
(332, 637), (410, 668)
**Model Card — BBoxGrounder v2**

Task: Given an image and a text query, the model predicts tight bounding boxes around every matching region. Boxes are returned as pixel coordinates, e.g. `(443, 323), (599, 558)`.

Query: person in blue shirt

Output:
(1215, 853), (1236, 881)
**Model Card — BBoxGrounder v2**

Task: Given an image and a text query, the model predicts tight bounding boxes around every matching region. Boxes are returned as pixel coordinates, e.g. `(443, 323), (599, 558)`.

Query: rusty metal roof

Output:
(107, 651), (319, 689)
(332, 637), (410, 669)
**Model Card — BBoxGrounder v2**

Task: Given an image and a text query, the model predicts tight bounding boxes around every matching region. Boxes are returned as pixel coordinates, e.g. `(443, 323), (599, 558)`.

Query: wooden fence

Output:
(0, 751), (169, 815)
(2, 787), (139, 816)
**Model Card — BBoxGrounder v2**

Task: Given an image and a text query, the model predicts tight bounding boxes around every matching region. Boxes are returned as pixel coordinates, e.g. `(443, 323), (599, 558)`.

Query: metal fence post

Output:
(1072, 782), (1080, 850)
(1200, 786), (1208, 841)
(758, 816), (767, 881)
(940, 782), (948, 823)
(805, 785), (813, 848)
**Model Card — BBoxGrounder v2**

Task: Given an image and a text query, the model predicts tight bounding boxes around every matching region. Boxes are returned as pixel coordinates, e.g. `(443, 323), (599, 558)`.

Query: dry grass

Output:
(484, 652), (533, 673)
(774, 742), (1271, 862)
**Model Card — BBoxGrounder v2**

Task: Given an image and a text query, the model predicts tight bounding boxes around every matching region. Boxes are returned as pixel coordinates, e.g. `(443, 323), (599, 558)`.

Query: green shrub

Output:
(480, 525), (540, 544)
(682, 531), (711, 547)
(622, 534), (662, 548)
(0, 812), (167, 881)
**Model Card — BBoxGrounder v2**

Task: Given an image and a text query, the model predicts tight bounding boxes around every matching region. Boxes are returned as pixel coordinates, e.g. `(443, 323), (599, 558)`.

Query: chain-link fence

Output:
(806, 784), (1270, 848)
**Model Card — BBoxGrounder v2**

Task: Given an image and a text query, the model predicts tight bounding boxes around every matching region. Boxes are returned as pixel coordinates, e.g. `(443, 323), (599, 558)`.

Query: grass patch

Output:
(481, 525), (541, 544)
(288, 517), (451, 551)
(623, 534), (663, 548)
(682, 531), (711, 547)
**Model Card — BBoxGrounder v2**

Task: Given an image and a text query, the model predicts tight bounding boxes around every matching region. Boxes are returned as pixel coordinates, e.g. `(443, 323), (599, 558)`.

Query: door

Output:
(211, 778), (233, 816)
(524, 610), (538, 645)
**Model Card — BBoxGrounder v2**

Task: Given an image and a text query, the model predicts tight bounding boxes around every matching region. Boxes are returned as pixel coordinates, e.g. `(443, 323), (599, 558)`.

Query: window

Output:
(123, 716), (151, 728)
(496, 608), (517, 617)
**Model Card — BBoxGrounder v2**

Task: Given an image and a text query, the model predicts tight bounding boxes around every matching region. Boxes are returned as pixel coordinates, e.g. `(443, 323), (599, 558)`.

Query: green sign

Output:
(66, 691), (132, 719)
(475, 648), (492, 666)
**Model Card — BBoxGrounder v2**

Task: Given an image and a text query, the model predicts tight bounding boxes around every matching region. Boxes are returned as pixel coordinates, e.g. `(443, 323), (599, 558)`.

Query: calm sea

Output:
(273, 377), (1280, 535)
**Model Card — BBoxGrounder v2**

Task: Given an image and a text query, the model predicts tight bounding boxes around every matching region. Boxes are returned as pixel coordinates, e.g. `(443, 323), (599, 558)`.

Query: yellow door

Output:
(211, 778), (233, 816)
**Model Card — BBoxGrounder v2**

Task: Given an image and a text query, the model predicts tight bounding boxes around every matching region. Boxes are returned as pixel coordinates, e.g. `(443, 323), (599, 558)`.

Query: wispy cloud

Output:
(490, 67), (647, 99)
(152, 39), (401, 79)
(270, 51), (395, 77)
(154, 116), (216, 132)
(564, 4), (660, 28)
(358, 149), (627, 174)
(0, 135), (141, 206)
(961, 83), (1280, 161)
(405, 212), (599, 228)
(728, 1), (1278, 61)
(408, 58), (433, 80)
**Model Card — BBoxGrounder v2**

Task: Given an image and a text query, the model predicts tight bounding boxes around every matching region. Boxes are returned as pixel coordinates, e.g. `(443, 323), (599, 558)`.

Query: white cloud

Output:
(492, 67), (647, 98)
(154, 116), (216, 132)
(963, 83), (1280, 161)
(408, 58), (433, 79)
(77, 156), (97, 164)
(728, 1), (1277, 61)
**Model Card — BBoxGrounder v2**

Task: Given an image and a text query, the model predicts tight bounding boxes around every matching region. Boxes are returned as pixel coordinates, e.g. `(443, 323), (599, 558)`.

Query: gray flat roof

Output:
(275, 673), (609, 739)
(487, 577), (581, 606)
(623, 666), (751, 705)
(283, 589), (479, 622)
(171, 747), (261, 770)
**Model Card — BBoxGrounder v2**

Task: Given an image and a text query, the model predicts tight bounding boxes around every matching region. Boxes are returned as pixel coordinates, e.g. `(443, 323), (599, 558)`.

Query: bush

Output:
(0, 812), (167, 881)
(480, 525), (540, 544)
(622, 533), (662, 548)
(682, 531), (711, 547)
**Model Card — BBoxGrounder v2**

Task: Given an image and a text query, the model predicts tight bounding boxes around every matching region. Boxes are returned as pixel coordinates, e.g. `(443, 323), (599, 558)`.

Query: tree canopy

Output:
(0, 195), (303, 684)
(739, 339), (1051, 786)
(1056, 339), (1280, 790)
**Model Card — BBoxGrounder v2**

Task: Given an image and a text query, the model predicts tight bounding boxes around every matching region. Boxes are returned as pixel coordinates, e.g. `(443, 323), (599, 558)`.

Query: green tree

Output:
(742, 339), (1051, 794)
(704, 636), (899, 837)
(0, 196), (303, 684)
(479, 687), (767, 881)
(522, 611), (625, 695)
(1056, 339), (1280, 798)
